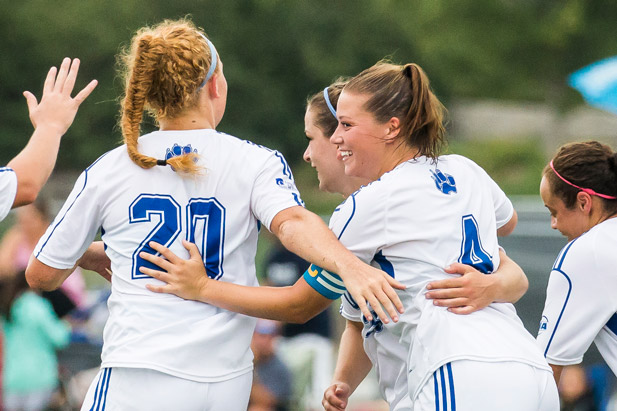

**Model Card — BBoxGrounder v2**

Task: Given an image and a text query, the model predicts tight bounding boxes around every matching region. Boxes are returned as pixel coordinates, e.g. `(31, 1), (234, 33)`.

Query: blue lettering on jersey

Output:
(538, 315), (549, 335)
(430, 169), (457, 195)
(458, 214), (493, 273)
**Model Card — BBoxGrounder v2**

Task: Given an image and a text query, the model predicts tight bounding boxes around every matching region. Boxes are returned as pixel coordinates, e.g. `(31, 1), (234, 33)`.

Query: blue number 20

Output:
(129, 194), (226, 280)
(458, 214), (493, 274)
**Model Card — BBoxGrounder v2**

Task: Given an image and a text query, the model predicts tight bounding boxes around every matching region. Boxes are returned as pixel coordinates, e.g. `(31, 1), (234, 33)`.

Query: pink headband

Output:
(549, 160), (617, 200)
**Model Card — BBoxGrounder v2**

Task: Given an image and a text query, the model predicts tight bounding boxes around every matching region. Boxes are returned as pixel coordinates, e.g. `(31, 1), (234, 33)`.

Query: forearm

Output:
(271, 207), (362, 281)
(197, 278), (331, 323)
(8, 126), (63, 207)
(332, 320), (373, 394)
(491, 249), (528, 303)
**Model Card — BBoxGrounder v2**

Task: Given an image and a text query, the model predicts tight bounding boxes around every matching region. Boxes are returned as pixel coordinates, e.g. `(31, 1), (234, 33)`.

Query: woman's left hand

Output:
(424, 263), (497, 315)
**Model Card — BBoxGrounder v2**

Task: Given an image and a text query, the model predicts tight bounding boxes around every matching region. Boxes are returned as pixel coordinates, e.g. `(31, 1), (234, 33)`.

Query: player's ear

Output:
(384, 117), (400, 143)
(576, 191), (593, 214)
(207, 74), (222, 98)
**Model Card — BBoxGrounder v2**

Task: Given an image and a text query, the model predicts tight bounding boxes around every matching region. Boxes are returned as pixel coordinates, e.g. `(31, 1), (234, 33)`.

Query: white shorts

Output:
(414, 360), (558, 411)
(80, 367), (252, 411)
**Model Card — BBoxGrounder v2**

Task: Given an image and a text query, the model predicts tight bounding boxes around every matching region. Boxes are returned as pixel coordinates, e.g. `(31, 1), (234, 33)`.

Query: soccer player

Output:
(24, 19), (403, 411)
(140, 78), (534, 410)
(320, 61), (558, 410)
(536, 141), (617, 384)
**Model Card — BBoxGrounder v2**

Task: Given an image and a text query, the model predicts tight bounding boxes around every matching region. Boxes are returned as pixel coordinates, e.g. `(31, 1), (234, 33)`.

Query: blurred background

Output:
(1, 0), (616, 410)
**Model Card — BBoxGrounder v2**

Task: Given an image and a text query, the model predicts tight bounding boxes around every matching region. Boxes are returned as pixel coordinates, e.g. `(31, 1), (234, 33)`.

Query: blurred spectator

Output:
(264, 238), (334, 410)
(1, 270), (70, 411)
(0, 199), (86, 318)
(249, 319), (293, 411)
(559, 364), (598, 411)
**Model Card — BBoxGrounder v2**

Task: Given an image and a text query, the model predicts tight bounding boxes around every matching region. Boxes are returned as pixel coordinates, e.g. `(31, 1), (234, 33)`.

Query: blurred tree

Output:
(0, 0), (615, 172)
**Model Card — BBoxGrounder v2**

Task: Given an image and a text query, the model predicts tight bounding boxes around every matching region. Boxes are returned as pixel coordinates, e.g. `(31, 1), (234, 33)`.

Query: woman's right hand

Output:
(339, 262), (405, 324)
(140, 240), (210, 302)
(25, 58), (97, 134)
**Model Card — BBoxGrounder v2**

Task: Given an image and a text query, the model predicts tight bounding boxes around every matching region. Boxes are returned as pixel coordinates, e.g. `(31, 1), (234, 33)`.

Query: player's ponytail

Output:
(401, 63), (446, 160)
(119, 19), (211, 175)
(344, 60), (446, 160)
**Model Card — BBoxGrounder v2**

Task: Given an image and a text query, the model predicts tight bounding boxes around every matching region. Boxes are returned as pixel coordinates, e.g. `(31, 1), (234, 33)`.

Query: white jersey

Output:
(34, 129), (303, 382)
(0, 167), (17, 222)
(537, 217), (617, 375)
(335, 155), (549, 401)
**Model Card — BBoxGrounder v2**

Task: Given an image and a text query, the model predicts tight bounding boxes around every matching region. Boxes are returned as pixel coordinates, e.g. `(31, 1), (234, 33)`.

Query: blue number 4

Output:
(130, 194), (226, 280)
(458, 214), (493, 274)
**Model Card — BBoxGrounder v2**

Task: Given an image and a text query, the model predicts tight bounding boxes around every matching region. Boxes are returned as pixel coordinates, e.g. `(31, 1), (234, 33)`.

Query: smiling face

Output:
(303, 107), (368, 196)
(540, 175), (589, 241)
(330, 91), (394, 181)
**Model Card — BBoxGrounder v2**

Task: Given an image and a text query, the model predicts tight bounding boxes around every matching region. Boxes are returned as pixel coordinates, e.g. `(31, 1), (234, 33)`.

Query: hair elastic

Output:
(323, 87), (337, 119)
(549, 160), (617, 199)
(156, 159), (168, 166)
(198, 33), (218, 89)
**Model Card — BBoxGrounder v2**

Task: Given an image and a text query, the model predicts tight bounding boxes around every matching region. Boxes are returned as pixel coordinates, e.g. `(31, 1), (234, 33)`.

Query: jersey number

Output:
(129, 195), (226, 280)
(458, 214), (493, 274)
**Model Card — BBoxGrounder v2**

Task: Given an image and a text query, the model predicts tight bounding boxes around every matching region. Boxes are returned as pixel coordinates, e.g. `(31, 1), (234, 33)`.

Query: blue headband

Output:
(323, 87), (337, 119)
(198, 33), (218, 89)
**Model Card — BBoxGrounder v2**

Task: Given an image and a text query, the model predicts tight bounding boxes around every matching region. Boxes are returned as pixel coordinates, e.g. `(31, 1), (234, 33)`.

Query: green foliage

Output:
(448, 138), (548, 195)
(1, 1), (615, 172)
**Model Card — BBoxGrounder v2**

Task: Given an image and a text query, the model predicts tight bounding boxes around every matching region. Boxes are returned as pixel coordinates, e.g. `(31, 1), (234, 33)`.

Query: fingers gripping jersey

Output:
(537, 218), (617, 375)
(332, 155), (549, 401)
(0, 167), (17, 222)
(34, 130), (303, 382)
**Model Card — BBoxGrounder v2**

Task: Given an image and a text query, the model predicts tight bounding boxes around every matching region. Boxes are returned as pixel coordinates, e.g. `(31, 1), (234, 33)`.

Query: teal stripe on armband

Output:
(303, 264), (346, 300)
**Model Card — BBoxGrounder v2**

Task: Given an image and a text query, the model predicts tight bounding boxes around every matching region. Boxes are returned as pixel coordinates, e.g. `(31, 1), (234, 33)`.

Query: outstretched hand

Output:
(24, 57), (97, 134)
(340, 264), (405, 324)
(140, 240), (209, 301)
(425, 262), (497, 314)
(323, 382), (351, 411)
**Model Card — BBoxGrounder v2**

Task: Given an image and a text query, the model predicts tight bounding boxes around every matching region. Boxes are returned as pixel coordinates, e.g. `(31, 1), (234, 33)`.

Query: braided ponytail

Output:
(118, 19), (208, 175)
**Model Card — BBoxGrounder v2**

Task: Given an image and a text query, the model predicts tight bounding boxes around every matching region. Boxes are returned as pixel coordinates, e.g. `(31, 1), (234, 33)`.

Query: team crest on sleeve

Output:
(430, 169), (457, 195)
(275, 177), (295, 191)
(538, 315), (549, 335)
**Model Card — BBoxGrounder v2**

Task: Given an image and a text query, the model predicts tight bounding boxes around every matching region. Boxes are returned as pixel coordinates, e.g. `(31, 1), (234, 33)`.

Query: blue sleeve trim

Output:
(543, 239), (579, 357)
(337, 193), (357, 240)
(303, 264), (345, 300)
(35, 153), (109, 259)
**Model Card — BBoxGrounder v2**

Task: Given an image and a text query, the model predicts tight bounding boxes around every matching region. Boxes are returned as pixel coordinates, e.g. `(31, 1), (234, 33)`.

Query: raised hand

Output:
(24, 57), (98, 134)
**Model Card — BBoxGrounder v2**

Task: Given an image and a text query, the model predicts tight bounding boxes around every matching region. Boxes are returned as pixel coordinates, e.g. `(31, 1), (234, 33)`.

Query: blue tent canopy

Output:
(569, 56), (617, 114)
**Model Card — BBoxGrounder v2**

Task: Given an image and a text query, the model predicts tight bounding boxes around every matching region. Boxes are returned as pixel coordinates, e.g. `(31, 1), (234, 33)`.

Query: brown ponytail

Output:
(118, 19), (215, 175)
(344, 60), (446, 160)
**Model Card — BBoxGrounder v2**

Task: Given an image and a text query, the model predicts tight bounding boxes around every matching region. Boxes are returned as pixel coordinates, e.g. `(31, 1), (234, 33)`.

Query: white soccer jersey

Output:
(34, 129), (303, 382)
(335, 155), (550, 401)
(0, 167), (17, 222)
(537, 217), (617, 375)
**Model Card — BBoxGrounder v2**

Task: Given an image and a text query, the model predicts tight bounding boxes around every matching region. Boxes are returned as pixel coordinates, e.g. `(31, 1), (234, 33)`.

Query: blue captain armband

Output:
(303, 264), (346, 300)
